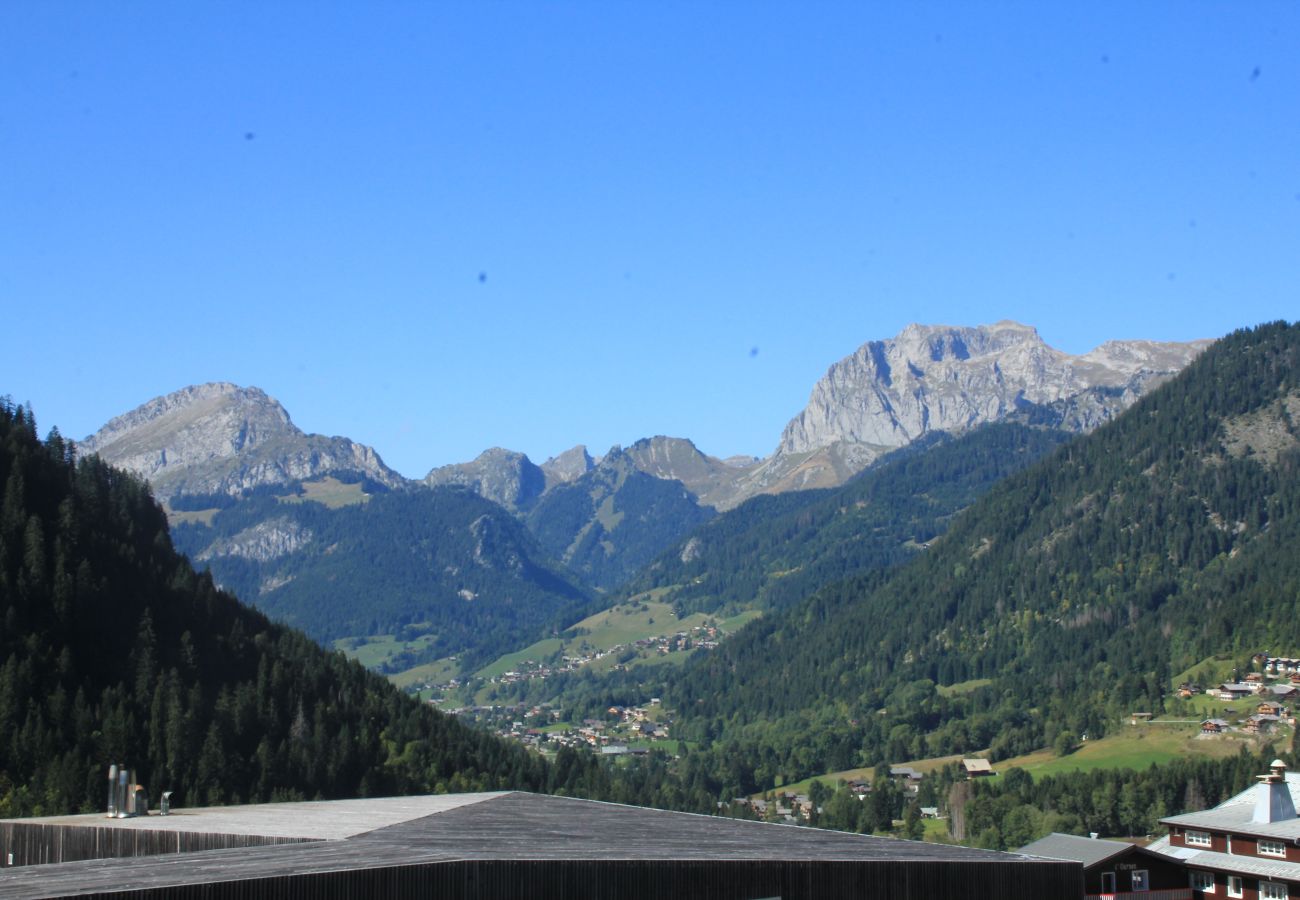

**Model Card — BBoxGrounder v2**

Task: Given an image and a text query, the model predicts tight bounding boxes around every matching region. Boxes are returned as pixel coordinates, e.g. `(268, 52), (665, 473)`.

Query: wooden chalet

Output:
(1150, 760), (1300, 899)
(0, 791), (1079, 899)
(963, 758), (995, 778)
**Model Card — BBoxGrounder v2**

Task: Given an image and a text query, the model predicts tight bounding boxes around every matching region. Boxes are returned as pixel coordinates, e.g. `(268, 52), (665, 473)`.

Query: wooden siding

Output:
(5, 858), (1083, 900)
(0, 822), (312, 867)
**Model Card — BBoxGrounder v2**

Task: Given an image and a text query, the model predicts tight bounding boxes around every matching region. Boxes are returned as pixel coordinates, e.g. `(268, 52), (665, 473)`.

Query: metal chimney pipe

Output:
(116, 767), (129, 818)
(106, 765), (119, 818)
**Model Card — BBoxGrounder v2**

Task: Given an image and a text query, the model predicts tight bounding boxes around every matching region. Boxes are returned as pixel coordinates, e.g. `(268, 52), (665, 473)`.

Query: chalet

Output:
(1150, 759), (1300, 900)
(1218, 683), (1257, 701)
(889, 766), (925, 787)
(1259, 701), (1287, 717)
(846, 779), (872, 796)
(920, 807), (940, 819)
(1178, 683), (1203, 698)
(1020, 832), (1188, 900)
(963, 758), (995, 778)
(1200, 719), (1230, 734)
(1244, 714), (1280, 734)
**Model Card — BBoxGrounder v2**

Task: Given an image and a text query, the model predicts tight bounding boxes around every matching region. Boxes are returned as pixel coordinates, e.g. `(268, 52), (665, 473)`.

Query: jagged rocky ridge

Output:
(733, 321), (1212, 497)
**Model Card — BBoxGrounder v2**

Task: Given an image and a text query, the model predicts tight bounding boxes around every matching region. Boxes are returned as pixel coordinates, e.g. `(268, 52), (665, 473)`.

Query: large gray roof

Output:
(1161, 772), (1300, 841)
(0, 791), (1076, 900)
(1018, 832), (1138, 868)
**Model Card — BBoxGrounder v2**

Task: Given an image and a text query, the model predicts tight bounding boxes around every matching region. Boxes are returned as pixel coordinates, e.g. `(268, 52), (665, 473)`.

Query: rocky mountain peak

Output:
(540, 445), (595, 489)
(80, 383), (406, 502)
(424, 448), (545, 512)
(733, 322), (1213, 501)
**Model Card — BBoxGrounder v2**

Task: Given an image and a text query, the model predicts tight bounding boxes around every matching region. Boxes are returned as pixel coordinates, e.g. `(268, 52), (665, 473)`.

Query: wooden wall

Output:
(0, 822), (311, 868)
(16, 857), (1083, 900)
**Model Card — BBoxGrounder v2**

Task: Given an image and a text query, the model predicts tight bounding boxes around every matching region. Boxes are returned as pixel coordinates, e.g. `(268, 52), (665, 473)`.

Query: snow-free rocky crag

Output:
(733, 321), (1213, 498)
(79, 383), (406, 502)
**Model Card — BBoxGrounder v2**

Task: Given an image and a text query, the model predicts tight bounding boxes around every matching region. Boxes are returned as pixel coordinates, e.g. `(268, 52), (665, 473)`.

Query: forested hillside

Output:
(653, 322), (1300, 795)
(625, 424), (1073, 616)
(171, 487), (593, 671)
(525, 448), (714, 591)
(0, 401), (570, 816)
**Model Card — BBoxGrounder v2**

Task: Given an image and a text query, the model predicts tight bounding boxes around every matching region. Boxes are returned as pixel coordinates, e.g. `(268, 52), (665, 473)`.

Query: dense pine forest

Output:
(0, 401), (571, 816)
(624, 423), (1074, 616)
(170, 486), (593, 671)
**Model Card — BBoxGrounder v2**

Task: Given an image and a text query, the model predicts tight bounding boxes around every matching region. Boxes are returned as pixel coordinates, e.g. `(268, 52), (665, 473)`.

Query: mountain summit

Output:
(79, 382), (406, 501)
(738, 321), (1212, 496)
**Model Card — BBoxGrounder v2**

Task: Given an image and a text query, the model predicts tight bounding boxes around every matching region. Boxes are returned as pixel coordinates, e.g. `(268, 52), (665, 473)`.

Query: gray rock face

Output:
(424, 448), (546, 511)
(621, 436), (758, 509)
(540, 445), (596, 490)
(196, 517), (313, 563)
(774, 320), (1211, 460)
(79, 383), (407, 502)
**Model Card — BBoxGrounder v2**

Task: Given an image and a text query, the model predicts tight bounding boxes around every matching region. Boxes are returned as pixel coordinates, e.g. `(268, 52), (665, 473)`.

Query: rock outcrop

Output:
(732, 322), (1212, 500)
(424, 448), (546, 512)
(79, 383), (406, 502)
(540, 445), (596, 490)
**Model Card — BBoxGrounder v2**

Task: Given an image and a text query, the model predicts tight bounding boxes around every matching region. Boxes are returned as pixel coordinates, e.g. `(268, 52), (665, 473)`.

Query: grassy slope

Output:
(471, 594), (761, 680)
(756, 722), (1285, 799)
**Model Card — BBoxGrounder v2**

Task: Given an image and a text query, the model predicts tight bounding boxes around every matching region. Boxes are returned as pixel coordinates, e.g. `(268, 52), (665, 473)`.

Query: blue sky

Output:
(3, 3), (1297, 477)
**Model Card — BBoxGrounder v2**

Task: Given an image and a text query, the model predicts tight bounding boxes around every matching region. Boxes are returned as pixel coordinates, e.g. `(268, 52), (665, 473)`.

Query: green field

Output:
(389, 657), (460, 692)
(754, 719), (1285, 802)
(1169, 654), (1237, 691)
(995, 721), (1278, 779)
(936, 678), (992, 697)
(335, 632), (439, 670)
(279, 476), (370, 509)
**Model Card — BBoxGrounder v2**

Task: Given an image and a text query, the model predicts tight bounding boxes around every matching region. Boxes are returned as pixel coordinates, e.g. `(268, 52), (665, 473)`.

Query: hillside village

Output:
(448, 699), (676, 754)
(1182, 655), (1300, 738)
(422, 619), (731, 703)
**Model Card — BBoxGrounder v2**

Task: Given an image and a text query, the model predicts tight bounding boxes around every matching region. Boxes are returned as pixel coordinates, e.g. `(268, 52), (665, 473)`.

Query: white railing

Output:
(1086, 891), (1193, 900)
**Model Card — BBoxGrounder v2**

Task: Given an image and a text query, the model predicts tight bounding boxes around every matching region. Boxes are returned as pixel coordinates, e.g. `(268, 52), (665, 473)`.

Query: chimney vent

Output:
(1253, 761), (1296, 824)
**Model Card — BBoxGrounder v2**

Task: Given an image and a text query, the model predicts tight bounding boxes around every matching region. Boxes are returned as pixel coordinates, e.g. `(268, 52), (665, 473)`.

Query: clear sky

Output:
(3, 3), (1297, 477)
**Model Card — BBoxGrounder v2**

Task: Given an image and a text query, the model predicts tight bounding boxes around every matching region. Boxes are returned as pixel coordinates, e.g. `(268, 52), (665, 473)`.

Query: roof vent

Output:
(1252, 760), (1296, 824)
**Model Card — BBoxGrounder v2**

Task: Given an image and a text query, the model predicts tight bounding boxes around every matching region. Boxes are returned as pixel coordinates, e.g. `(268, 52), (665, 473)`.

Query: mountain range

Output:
(75, 322), (1210, 670)
(7, 318), (1297, 839)
(595, 321), (1300, 795)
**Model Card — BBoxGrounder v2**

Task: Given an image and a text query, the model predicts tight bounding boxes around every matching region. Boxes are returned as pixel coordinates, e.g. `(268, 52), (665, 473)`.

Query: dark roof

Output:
(1018, 832), (1139, 868)
(0, 792), (1077, 900)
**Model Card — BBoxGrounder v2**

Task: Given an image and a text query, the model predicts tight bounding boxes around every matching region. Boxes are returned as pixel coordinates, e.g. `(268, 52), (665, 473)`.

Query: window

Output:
(1259, 838), (1287, 858)
(1131, 870), (1149, 891)
(1227, 875), (1243, 898)
(1189, 869), (1215, 892)
(1186, 830), (1214, 847)
(1101, 872), (1116, 893)
(1260, 882), (1289, 900)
